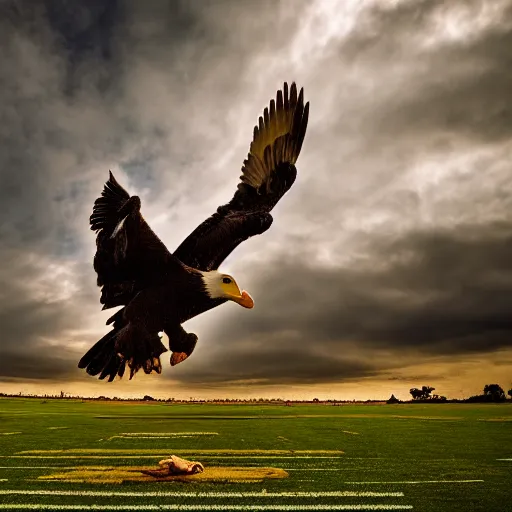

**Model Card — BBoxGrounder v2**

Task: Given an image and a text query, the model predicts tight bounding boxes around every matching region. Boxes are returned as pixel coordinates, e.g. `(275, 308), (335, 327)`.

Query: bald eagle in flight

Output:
(78, 82), (309, 381)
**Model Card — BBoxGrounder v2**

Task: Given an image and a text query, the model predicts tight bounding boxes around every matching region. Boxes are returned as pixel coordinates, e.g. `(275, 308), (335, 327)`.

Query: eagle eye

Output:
(222, 277), (232, 284)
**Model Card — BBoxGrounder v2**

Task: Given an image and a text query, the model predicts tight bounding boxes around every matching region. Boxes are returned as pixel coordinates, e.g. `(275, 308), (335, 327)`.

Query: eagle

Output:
(78, 82), (309, 382)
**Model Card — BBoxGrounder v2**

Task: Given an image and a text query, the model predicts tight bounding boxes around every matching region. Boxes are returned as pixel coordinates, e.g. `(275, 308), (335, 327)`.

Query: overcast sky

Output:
(1, 0), (512, 400)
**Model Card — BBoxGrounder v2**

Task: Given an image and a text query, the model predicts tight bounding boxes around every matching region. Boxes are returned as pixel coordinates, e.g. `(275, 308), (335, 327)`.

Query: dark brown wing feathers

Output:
(241, 82), (308, 190)
(89, 171), (130, 233)
(90, 171), (180, 310)
(81, 82), (308, 381)
(174, 82), (309, 271)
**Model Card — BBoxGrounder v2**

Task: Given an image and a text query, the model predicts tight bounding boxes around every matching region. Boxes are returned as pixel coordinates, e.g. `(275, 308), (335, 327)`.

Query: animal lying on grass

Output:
(142, 455), (205, 477)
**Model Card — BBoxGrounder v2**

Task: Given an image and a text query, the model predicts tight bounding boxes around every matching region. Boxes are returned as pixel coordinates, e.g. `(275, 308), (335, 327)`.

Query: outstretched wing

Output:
(173, 82), (309, 271)
(90, 171), (182, 309)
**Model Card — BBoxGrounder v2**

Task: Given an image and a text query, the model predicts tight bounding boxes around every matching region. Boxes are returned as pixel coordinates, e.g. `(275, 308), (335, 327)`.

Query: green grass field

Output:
(0, 398), (511, 511)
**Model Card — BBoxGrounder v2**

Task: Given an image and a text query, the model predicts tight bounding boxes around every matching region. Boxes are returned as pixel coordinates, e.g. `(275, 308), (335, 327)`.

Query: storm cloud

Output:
(181, 222), (512, 385)
(1, 0), (512, 398)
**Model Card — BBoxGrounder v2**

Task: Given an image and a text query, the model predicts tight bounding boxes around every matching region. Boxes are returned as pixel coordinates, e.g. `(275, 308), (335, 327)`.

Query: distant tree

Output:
(143, 395), (155, 401)
(409, 388), (422, 400)
(409, 386), (436, 400)
(483, 384), (506, 402)
(387, 394), (400, 404)
(421, 386), (435, 398)
(508, 389), (512, 399)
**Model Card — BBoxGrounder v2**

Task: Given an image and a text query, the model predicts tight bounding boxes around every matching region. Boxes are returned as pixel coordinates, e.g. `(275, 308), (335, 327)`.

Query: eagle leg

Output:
(114, 322), (168, 379)
(164, 323), (198, 367)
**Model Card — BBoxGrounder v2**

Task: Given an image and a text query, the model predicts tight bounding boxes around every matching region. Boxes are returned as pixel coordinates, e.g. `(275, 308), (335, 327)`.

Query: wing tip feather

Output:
(241, 82), (309, 189)
(89, 171), (131, 233)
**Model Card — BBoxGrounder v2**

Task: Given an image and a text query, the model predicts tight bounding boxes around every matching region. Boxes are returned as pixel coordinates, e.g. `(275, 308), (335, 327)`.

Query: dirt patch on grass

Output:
(37, 465), (288, 484)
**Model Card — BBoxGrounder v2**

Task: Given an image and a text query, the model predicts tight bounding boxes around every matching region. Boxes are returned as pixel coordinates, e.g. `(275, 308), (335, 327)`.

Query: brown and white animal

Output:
(78, 82), (309, 382)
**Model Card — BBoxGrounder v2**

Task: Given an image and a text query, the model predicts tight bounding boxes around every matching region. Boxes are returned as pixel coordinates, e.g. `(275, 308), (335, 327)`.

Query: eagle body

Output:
(79, 82), (309, 381)
(123, 270), (226, 328)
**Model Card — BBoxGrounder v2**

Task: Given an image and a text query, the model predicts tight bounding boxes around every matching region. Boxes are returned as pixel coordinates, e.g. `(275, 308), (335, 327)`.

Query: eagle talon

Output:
(170, 351), (189, 366)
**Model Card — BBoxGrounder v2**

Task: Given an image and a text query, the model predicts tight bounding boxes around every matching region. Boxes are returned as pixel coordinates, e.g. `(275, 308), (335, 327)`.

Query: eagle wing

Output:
(90, 171), (182, 310)
(173, 82), (309, 271)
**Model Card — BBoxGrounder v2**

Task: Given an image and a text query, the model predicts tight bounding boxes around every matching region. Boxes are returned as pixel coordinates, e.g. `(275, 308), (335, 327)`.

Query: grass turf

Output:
(0, 398), (511, 511)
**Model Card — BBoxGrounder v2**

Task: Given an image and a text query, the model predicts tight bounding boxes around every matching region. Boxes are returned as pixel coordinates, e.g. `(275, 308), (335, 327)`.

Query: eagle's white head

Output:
(200, 270), (254, 308)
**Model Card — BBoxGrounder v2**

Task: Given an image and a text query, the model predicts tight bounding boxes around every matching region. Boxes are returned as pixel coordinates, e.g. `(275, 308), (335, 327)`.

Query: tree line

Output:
(408, 384), (512, 402)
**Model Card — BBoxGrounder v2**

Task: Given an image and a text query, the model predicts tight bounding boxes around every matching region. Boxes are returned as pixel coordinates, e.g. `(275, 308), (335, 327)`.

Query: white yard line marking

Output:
(109, 436), (211, 440)
(341, 431), (359, 435)
(0, 490), (405, 498)
(496, 459), (512, 461)
(18, 450), (342, 455)
(108, 436), (208, 440)
(0, 432), (21, 436)
(4, 455), (344, 459)
(0, 506), (414, 511)
(0, 479), (7, 482)
(0, 467), (70, 469)
(346, 480), (483, 485)
(109, 433), (219, 440)
(285, 469), (361, 471)
(120, 433), (219, 436)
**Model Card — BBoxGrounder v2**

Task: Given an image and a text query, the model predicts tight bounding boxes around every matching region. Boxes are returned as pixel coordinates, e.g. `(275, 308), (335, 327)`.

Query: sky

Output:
(1, 0), (512, 401)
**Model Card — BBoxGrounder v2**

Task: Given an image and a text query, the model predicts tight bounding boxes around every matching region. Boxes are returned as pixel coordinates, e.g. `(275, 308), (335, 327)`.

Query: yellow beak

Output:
(232, 290), (254, 309)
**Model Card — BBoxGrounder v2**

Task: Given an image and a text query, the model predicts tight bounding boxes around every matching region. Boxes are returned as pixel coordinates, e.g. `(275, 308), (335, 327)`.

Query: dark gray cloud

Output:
(178, 221), (512, 384)
(1, 0), (512, 395)
(177, 347), (381, 386)
(285, 0), (512, 228)
(0, 251), (98, 382)
(361, 8), (512, 145)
